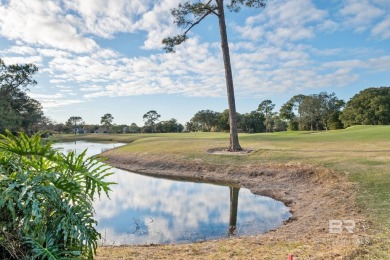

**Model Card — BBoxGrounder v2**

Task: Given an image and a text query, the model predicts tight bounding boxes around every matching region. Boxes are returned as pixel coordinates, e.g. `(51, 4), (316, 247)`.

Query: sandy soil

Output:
(96, 149), (371, 259)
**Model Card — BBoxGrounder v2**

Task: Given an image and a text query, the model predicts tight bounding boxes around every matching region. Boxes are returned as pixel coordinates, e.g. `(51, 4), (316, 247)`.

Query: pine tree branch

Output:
(163, 1), (219, 52)
(183, 8), (215, 35)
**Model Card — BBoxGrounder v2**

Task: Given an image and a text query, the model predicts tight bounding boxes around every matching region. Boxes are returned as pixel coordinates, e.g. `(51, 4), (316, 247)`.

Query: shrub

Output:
(0, 130), (114, 259)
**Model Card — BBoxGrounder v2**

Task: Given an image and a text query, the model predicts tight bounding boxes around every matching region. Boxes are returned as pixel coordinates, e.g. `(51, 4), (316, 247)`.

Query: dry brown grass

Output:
(55, 126), (390, 258)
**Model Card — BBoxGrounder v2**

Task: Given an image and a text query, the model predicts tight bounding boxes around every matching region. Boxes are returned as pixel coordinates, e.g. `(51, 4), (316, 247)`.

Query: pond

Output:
(54, 141), (292, 245)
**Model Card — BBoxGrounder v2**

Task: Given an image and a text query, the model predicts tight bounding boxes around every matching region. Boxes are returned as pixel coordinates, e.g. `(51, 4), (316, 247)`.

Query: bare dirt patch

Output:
(207, 148), (253, 155)
(96, 149), (370, 259)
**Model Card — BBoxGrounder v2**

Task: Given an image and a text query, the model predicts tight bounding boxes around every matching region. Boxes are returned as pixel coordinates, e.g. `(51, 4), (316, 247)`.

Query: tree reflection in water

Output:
(229, 186), (240, 236)
(53, 141), (292, 245)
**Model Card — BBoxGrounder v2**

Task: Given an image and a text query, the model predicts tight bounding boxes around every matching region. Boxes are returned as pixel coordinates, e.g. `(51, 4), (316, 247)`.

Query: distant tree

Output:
(279, 95), (306, 131)
(279, 101), (294, 121)
(161, 118), (183, 133)
(191, 110), (220, 132)
(111, 124), (128, 134)
(185, 121), (202, 132)
(129, 123), (141, 133)
(291, 95), (306, 130)
(272, 115), (288, 132)
(217, 109), (231, 132)
(31, 116), (53, 133)
(155, 119), (183, 133)
(258, 100), (275, 132)
(53, 123), (65, 134)
(238, 111), (265, 133)
(317, 92), (345, 130)
(65, 116), (84, 135)
(163, 0), (266, 151)
(83, 124), (99, 133)
(0, 58), (44, 133)
(279, 100), (297, 130)
(143, 110), (161, 133)
(299, 95), (321, 131)
(341, 87), (390, 126)
(281, 93), (344, 131)
(101, 113), (114, 133)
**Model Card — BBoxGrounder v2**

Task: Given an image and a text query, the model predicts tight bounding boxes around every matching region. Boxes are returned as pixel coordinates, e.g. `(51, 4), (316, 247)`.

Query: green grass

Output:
(53, 125), (390, 257)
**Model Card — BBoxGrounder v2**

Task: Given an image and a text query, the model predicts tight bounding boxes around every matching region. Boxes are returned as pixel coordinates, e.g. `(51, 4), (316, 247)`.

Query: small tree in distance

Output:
(163, 0), (267, 151)
(143, 110), (161, 133)
(191, 110), (220, 132)
(101, 113), (114, 133)
(66, 116), (84, 135)
(258, 100), (275, 133)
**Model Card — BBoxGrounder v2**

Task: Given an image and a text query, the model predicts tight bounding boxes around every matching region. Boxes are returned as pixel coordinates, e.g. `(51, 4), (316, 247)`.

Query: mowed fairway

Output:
(55, 126), (390, 258)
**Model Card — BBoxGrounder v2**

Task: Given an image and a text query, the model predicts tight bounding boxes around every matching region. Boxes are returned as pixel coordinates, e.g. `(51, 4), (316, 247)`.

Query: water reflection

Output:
(54, 141), (292, 245)
(229, 187), (240, 236)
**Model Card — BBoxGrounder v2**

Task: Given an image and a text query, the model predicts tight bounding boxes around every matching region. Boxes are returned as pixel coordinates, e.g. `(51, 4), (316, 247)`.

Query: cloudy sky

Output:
(1, 0), (389, 125)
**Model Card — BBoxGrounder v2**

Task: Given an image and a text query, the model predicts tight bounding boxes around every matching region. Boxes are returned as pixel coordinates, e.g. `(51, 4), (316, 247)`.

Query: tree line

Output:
(2, 58), (390, 135)
(186, 88), (390, 133)
(58, 86), (390, 135)
(52, 111), (184, 134)
(185, 93), (342, 133)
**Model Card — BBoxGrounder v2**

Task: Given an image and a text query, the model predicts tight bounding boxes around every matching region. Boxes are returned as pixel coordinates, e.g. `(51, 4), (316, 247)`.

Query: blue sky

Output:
(0, 0), (389, 125)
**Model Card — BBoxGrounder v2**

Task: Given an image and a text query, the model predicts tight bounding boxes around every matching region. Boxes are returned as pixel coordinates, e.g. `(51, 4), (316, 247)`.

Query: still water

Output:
(54, 141), (292, 245)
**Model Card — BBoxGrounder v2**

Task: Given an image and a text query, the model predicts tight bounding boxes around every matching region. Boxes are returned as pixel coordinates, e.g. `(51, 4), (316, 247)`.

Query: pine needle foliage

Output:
(0, 130), (114, 259)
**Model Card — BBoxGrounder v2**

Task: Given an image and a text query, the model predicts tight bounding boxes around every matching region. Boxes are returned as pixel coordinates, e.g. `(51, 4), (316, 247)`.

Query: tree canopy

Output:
(0, 58), (44, 133)
(190, 110), (220, 132)
(258, 100), (275, 132)
(65, 116), (85, 135)
(279, 92), (344, 131)
(341, 87), (390, 126)
(101, 113), (114, 133)
(143, 110), (161, 133)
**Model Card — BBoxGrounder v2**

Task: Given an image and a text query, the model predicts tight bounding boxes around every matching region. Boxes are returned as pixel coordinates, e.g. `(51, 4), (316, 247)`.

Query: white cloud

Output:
(37, 48), (73, 58)
(63, 0), (152, 38)
(76, 157), (290, 245)
(2, 56), (43, 65)
(322, 59), (365, 69)
(235, 0), (331, 45)
(339, 0), (385, 32)
(80, 85), (104, 92)
(372, 15), (390, 39)
(134, 0), (183, 50)
(322, 56), (390, 72)
(29, 93), (64, 99)
(0, 45), (36, 55)
(0, 0), (389, 107)
(29, 92), (84, 109)
(41, 99), (84, 108)
(0, 0), (98, 53)
(367, 55), (390, 71)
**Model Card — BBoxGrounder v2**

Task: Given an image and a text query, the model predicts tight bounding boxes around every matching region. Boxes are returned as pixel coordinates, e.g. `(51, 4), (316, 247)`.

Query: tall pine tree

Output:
(163, 0), (267, 151)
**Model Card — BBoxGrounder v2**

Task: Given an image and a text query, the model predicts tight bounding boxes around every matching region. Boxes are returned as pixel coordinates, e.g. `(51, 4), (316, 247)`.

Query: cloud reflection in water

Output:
(54, 141), (291, 245)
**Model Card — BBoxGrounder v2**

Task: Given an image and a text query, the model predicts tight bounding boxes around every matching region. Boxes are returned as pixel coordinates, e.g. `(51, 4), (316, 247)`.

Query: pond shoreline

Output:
(96, 147), (369, 259)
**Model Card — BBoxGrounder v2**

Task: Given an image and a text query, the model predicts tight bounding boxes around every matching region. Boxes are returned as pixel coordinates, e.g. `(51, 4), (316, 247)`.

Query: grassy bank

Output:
(53, 126), (390, 258)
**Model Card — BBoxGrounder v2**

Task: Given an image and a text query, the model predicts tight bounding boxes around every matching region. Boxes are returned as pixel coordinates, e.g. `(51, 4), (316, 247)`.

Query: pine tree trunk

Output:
(217, 0), (242, 151)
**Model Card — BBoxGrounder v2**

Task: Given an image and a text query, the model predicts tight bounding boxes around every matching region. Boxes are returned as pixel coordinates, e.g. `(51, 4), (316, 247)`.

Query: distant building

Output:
(95, 127), (108, 133)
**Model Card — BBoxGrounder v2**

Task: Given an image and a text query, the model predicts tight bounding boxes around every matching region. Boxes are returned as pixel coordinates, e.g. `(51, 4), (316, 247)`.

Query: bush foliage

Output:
(0, 131), (114, 259)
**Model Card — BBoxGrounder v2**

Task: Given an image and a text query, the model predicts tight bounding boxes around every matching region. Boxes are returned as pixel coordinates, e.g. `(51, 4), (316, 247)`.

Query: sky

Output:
(0, 0), (389, 126)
